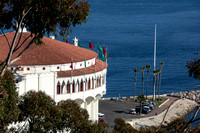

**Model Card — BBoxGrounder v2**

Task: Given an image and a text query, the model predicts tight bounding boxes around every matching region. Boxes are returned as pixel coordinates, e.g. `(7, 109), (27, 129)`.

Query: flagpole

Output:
(102, 59), (103, 86)
(71, 57), (73, 76)
(106, 45), (108, 64)
(97, 42), (99, 59)
(95, 58), (96, 73)
(154, 24), (157, 70)
(70, 57), (73, 89)
(102, 59), (103, 72)
(85, 57), (86, 75)
(72, 57), (73, 76)
(153, 24), (157, 101)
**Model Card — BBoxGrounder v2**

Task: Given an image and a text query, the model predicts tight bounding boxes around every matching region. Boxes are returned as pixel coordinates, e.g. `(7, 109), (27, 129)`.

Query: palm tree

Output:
(158, 62), (164, 100)
(141, 66), (145, 95)
(145, 65), (150, 99)
(134, 68), (139, 99)
(153, 70), (156, 101)
(137, 94), (145, 114)
(155, 69), (160, 100)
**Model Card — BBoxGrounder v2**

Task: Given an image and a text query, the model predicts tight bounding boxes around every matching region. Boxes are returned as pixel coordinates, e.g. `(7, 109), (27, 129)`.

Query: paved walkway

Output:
(99, 96), (179, 131)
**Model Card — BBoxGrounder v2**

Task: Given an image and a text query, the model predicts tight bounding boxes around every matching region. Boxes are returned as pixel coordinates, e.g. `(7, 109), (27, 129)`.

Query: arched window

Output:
(72, 81), (75, 93)
(80, 80), (83, 92)
(99, 76), (102, 87)
(57, 82), (60, 94)
(67, 82), (70, 93)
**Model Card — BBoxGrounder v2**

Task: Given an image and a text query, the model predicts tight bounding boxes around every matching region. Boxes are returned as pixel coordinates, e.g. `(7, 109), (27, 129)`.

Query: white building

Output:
(0, 31), (107, 121)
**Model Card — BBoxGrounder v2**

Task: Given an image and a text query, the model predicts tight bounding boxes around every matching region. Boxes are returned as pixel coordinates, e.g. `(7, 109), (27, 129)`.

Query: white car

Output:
(129, 109), (136, 115)
(98, 113), (105, 119)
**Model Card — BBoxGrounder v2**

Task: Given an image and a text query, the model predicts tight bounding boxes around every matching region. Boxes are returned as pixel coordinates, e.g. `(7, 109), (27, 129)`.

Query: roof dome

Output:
(0, 32), (97, 66)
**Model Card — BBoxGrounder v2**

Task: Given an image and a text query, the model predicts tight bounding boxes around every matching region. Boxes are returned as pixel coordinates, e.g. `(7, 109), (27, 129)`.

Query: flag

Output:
(89, 42), (94, 49)
(101, 53), (106, 62)
(78, 41), (82, 47)
(103, 46), (106, 54)
(66, 39), (69, 43)
(104, 51), (107, 58)
(98, 44), (103, 52)
(70, 58), (73, 69)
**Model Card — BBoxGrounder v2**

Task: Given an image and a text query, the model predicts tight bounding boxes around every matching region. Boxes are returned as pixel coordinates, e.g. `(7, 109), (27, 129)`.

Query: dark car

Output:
(135, 106), (142, 114)
(135, 105), (151, 114)
(142, 102), (154, 110)
(142, 106), (151, 114)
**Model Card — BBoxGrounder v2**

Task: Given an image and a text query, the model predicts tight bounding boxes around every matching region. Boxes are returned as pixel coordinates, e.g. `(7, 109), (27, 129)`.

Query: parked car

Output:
(98, 113), (106, 124)
(98, 113), (105, 119)
(129, 109), (136, 115)
(135, 106), (142, 114)
(142, 102), (154, 110)
(135, 105), (151, 114)
(142, 106), (151, 114)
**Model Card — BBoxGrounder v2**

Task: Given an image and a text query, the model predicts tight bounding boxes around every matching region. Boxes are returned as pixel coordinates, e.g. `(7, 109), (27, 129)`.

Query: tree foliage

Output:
(165, 118), (188, 132)
(187, 58), (200, 80)
(90, 121), (108, 133)
(18, 91), (57, 132)
(5, 90), (107, 132)
(112, 118), (137, 133)
(0, 70), (19, 132)
(58, 99), (93, 132)
(0, 0), (90, 76)
(0, 0), (90, 38)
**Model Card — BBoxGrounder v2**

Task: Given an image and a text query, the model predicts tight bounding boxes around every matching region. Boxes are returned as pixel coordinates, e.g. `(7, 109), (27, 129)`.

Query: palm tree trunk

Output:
(134, 73), (137, 99)
(142, 72), (144, 95)
(156, 73), (159, 100)
(153, 73), (156, 101)
(158, 69), (162, 99)
(140, 102), (142, 114)
(146, 71), (149, 99)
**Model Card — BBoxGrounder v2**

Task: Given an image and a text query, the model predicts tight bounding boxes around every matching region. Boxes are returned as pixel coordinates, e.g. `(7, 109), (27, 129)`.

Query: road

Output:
(99, 96), (178, 131)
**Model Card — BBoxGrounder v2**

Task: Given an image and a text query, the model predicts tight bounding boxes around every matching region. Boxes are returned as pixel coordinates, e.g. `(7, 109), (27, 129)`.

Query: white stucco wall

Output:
(24, 74), (39, 92)
(14, 62), (106, 121)
(39, 72), (56, 99)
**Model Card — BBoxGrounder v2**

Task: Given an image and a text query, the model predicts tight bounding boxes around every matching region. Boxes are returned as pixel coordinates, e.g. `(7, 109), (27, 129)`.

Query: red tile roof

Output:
(57, 59), (107, 77)
(0, 32), (97, 66)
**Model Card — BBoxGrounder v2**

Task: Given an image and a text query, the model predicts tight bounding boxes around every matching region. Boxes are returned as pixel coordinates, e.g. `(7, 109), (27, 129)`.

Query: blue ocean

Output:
(59, 0), (200, 98)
